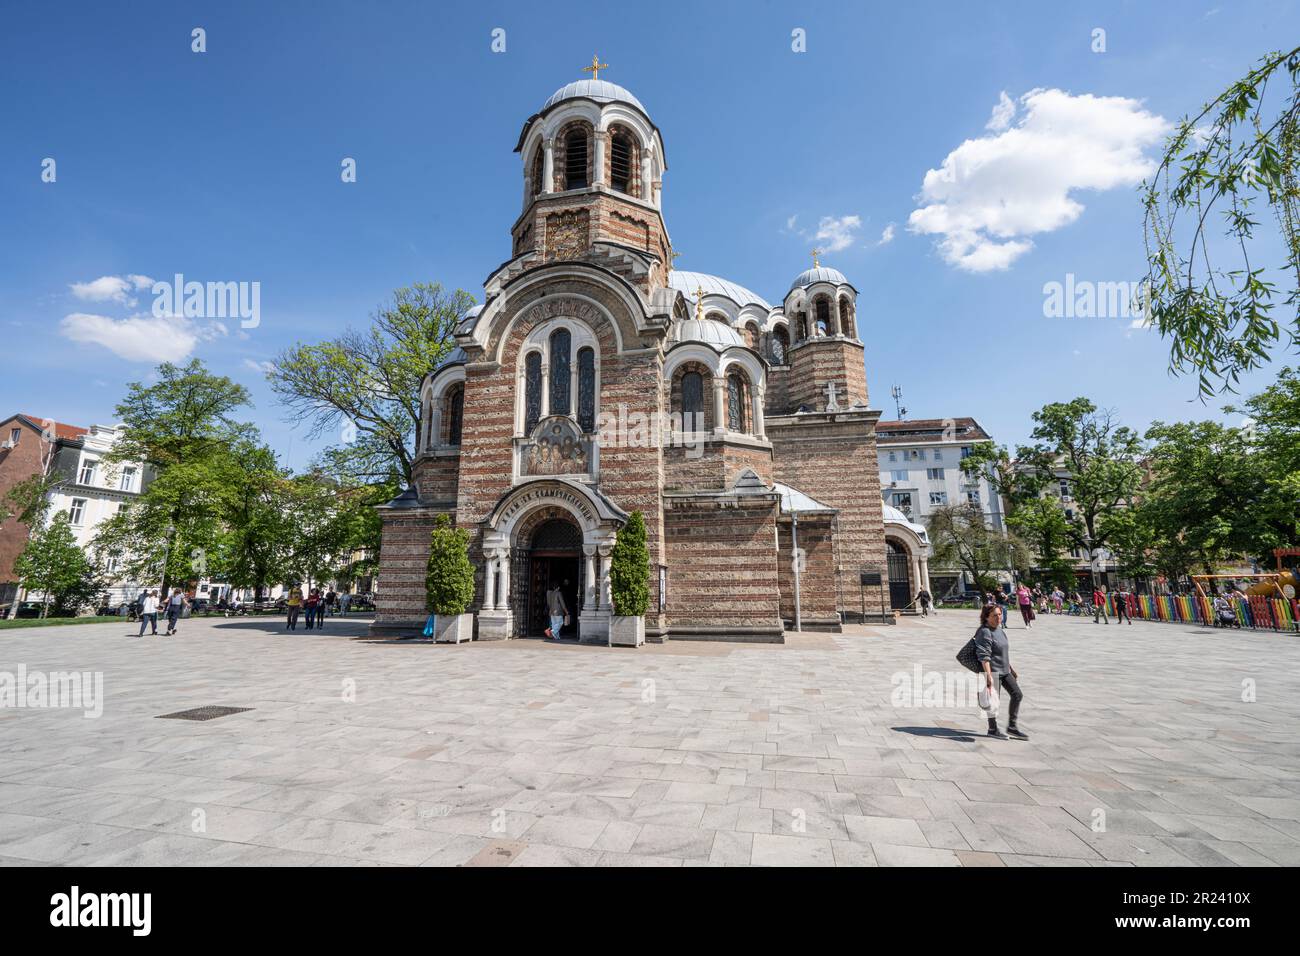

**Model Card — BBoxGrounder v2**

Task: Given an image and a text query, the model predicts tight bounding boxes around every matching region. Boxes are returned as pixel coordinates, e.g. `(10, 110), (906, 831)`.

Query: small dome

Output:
(438, 345), (467, 367)
(670, 318), (745, 349)
(789, 265), (849, 292)
(669, 270), (771, 311)
(542, 79), (645, 114)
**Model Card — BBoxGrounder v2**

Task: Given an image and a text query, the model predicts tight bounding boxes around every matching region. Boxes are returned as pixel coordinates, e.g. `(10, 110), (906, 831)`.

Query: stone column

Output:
(483, 551), (497, 611)
(919, 556), (931, 596)
(496, 550), (510, 611)
(583, 546), (597, 609)
(713, 375), (727, 433)
(641, 147), (653, 201)
(593, 129), (606, 186)
(598, 545), (613, 610)
(542, 139), (554, 193)
(753, 385), (766, 439)
(910, 552), (921, 603)
(540, 364), (550, 418)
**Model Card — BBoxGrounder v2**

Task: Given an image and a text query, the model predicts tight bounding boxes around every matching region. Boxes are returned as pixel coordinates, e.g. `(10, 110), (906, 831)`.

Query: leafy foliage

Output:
(609, 511), (650, 617)
(425, 514), (476, 615)
(1143, 47), (1300, 396)
(14, 512), (99, 617)
(925, 504), (1028, 591)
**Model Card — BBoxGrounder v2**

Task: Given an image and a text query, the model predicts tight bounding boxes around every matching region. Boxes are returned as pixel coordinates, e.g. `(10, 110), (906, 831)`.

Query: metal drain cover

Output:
(156, 706), (253, 721)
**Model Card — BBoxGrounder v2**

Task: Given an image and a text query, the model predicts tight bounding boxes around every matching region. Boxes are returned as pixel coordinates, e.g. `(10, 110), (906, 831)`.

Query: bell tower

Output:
(511, 59), (673, 292)
(781, 252), (868, 413)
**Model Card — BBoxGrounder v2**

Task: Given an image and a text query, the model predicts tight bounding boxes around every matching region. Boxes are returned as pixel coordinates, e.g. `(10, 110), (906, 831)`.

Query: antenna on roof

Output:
(890, 385), (907, 420)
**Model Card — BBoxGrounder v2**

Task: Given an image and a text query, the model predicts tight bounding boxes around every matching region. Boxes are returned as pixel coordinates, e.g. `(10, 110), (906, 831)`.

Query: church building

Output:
(372, 66), (917, 643)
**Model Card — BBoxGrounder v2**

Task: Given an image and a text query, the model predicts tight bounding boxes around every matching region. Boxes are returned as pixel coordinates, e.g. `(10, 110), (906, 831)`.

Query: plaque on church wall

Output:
(860, 572), (882, 586)
(521, 416), (593, 477)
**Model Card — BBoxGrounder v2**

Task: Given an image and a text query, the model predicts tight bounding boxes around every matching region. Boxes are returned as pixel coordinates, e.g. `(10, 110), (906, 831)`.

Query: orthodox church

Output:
(372, 65), (925, 643)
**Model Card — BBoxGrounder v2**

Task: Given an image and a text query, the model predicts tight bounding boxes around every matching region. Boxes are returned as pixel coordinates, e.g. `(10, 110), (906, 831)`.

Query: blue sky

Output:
(1, 0), (1297, 468)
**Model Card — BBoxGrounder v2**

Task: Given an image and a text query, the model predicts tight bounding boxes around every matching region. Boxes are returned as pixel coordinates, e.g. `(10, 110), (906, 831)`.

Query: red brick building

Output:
(372, 76), (888, 642)
(0, 414), (88, 607)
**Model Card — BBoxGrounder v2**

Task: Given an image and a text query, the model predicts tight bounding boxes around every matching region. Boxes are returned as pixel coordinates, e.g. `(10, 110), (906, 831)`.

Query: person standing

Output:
(304, 589), (319, 629)
(164, 587), (186, 635)
(137, 590), (159, 636)
(339, 591), (350, 616)
(1016, 583), (1033, 628)
(315, 591), (326, 630)
(286, 585), (303, 630)
(995, 588), (1011, 629)
(325, 589), (337, 617)
(1092, 585), (1110, 624)
(915, 588), (932, 617)
(544, 581), (569, 640)
(973, 604), (1028, 740)
(1114, 587), (1132, 625)
(1051, 587), (1064, 614)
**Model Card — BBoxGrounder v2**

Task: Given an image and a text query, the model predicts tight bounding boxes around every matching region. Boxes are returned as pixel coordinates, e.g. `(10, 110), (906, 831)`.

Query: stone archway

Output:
(512, 511), (584, 639)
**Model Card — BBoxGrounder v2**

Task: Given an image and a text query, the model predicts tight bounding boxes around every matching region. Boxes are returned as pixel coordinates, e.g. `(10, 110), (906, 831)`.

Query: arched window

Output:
(610, 130), (634, 194)
(564, 128), (588, 189)
(727, 372), (748, 432)
(796, 312), (808, 341)
(445, 384), (464, 445)
(681, 370), (704, 428)
(531, 147), (544, 196)
(772, 327), (789, 364)
(577, 347), (596, 433)
(838, 294), (855, 337)
(815, 297), (831, 335)
(744, 322), (760, 349)
(549, 328), (571, 415)
(524, 352), (542, 433)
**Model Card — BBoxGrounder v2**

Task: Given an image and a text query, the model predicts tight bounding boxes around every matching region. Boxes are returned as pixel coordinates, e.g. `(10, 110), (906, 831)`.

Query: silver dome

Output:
(788, 266), (849, 292)
(669, 318), (746, 349)
(669, 270), (771, 311)
(542, 80), (645, 114)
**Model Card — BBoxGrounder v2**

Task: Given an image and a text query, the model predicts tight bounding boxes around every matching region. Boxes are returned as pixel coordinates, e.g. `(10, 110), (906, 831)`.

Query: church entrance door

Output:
(517, 517), (583, 639)
(886, 540), (913, 610)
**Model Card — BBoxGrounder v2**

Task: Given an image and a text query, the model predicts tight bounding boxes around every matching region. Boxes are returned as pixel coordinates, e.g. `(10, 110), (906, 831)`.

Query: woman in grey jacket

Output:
(974, 604), (1028, 740)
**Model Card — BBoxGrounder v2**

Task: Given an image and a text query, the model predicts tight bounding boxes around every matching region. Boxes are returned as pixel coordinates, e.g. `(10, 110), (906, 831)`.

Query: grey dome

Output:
(542, 80), (645, 114)
(669, 270), (771, 310)
(670, 318), (745, 349)
(789, 266), (849, 292)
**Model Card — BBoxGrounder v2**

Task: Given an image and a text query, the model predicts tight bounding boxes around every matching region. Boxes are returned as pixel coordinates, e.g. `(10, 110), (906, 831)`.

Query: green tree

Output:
(425, 514), (476, 615)
(1143, 47), (1300, 396)
(609, 511), (650, 616)
(14, 512), (97, 617)
(927, 503), (1028, 593)
(270, 283), (474, 486)
(1229, 366), (1300, 548)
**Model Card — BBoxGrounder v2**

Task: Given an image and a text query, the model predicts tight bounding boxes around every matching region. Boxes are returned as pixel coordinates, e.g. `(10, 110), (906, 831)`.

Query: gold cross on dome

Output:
(693, 285), (706, 320)
(811, 248), (822, 268)
(582, 54), (610, 80)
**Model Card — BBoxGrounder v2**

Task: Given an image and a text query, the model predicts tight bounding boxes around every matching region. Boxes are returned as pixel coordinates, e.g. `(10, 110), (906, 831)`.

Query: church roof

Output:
(669, 318), (746, 349)
(789, 265), (850, 292)
(881, 502), (930, 543)
(668, 271), (771, 310)
(542, 79), (645, 114)
(773, 481), (837, 515)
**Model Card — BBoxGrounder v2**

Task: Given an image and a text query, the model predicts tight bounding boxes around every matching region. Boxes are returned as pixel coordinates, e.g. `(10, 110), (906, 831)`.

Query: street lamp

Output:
(159, 524), (176, 593)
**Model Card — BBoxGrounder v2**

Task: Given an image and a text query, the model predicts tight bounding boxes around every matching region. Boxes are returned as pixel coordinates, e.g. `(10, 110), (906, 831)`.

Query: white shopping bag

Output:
(977, 682), (999, 716)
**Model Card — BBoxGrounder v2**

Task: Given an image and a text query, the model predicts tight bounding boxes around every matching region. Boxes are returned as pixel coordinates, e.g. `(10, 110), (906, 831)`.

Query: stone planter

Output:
(433, 612), (474, 644)
(609, 615), (645, 647)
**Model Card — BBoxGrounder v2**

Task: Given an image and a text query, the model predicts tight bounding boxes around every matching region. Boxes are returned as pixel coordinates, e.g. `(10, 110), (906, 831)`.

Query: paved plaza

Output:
(1, 610), (1298, 867)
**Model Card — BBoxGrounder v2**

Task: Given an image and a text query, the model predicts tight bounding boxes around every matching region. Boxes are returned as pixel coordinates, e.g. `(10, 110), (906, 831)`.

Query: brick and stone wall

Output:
(0, 418), (50, 589)
(372, 508), (445, 632)
(786, 338), (869, 412)
(776, 513), (840, 627)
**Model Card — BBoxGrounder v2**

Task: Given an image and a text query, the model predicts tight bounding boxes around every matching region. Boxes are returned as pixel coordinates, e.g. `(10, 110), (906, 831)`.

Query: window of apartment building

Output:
(68, 498), (87, 525)
(888, 451), (896, 462)
(929, 491), (948, 506)
(119, 466), (136, 491)
(889, 469), (908, 482)
(78, 459), (98, 485)
(966, 490), (981, 506)
(7, 427), (18, 446)
(106, 554), (120, 573)
(932, 450), (942, 462)
(891, 492), (913, 513)
(1059, 479), (1071, 499)
(926, 467), (945, 480)
(1065, 509), (1074, 520)
(960, 446), (972, 458)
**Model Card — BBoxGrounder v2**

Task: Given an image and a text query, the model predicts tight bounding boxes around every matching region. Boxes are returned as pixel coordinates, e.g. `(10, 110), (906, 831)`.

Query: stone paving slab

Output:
(1, 610), (1298, 866)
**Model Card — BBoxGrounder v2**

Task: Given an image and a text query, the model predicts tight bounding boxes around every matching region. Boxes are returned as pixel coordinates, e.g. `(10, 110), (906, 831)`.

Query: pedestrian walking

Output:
(1092, 585), (1110, 624)
(1114, 587), (1132, 625)
(544, 581), (569, 640)
(137, 590), (159, 636)
(915, 588), (932, 617)
(315, 590), (326, 629)
(973, 604), (1028, 740)
(325, 589), (337, 616)
(339, 591), (351, 616)
(286, 585), (303, 630)
(164, 587), (186, 635)
(304, 589), (320, 629)
(1016, 584), (1034, 628)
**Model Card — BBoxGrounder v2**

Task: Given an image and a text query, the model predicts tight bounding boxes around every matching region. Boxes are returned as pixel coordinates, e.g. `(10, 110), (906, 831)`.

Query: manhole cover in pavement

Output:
(155, 706), (253, 721)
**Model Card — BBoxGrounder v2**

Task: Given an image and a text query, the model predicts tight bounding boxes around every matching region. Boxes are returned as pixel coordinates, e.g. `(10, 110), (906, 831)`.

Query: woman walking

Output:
(137, 590), (159, 636)
(164, 587), (187, 636)
(974, 604), (1028, 740)
(286, 585), (303, 630)
(1016, 583), (1034, 628)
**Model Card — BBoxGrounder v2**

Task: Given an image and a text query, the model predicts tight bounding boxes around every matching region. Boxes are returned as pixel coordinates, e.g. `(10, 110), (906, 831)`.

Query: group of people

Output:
(134, 587), (189, 636)
(285, 586), (347, 630)
(976, 583), (1133, 626)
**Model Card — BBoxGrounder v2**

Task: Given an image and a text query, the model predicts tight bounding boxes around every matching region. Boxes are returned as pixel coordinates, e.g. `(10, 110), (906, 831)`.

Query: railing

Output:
(1101, 593), (1299, 631)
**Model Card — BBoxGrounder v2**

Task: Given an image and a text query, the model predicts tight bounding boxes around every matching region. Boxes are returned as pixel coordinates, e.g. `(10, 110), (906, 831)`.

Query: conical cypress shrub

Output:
(426, 514), (477, 615)
(609, 510), (650, 616)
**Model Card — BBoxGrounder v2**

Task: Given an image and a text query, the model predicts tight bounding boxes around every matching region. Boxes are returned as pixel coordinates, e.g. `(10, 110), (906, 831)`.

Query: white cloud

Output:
(986, 91), (1016, 132)
(60, 312), (201, 362)
(785, 214), (799, 231)
(812, 214), (861, 252)
(69, 274), (155, 306)
(876, 223), (896, 246)
(242, 358), (276, 375)
(908, 88), (1169, 272)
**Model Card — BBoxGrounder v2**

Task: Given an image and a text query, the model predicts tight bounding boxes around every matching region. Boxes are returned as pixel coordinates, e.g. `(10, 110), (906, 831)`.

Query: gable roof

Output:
(5, 413), (88, 442)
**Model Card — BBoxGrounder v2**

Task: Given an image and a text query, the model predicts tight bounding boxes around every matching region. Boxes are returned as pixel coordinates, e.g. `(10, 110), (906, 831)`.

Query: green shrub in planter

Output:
(609, 511), (650, 617)
(426, 514), (476, 615)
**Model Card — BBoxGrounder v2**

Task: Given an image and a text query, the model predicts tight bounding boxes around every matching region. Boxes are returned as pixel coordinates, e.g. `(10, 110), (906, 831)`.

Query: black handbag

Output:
(956, 633), (983, 673)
